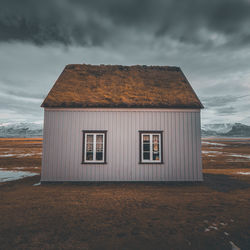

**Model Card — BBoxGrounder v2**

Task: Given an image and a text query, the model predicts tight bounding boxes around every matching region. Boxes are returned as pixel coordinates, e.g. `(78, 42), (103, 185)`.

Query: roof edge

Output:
(41, 65), (68, 107)
(41, 105), (202, 109)
(179, 68), (204, 109)
(64, 63), (181, 71)
(43, 107), (201, 112)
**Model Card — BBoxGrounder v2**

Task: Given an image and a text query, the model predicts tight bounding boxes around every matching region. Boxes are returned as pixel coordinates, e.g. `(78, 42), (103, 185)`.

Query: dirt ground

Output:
(0, 138), (249, 250)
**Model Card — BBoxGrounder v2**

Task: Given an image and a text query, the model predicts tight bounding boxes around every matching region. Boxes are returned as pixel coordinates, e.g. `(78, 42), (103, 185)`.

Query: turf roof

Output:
(41, 64), (203, 109)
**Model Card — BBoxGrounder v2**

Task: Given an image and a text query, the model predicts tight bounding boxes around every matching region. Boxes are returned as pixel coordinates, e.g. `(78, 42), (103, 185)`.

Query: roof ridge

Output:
(65, 64), (181, 71)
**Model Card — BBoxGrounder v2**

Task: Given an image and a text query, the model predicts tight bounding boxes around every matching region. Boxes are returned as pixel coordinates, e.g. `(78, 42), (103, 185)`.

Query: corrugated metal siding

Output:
(41, 110), (203, 181)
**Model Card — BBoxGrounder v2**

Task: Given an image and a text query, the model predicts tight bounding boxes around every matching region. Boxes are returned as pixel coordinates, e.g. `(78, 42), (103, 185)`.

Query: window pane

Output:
(96, 134), (103, 161)
(143, 135), (150, 142)
(96, 152), (103, 161)
(143, 143), (150, 151)
(96, 135), (103, 143)
(153, 143), (159, 152)
(86, 134), (93, 161)
(87, 135), (93, 143)
(143, 152), (150, 160)
(153, 135), (159, 154)
(153, 152), (160, 160)
(153, 135), (159, 143)
(86, 143), (93, 152)
(86, 152), (93, 160)
(96, 143), (103, 152)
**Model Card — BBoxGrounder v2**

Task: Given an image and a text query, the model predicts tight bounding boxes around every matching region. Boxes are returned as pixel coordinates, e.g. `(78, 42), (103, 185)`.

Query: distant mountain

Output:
(202, 123), (233, 134)
(202, 123), (250, 137)
(224, 123), (250, 137)
(0, 121), (249, 138)
(0, 122), (43, 138)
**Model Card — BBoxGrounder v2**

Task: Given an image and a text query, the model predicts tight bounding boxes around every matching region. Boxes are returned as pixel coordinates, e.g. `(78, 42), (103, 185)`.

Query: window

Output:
(82, 131), (107, 164)
(139, 131), (163, 163)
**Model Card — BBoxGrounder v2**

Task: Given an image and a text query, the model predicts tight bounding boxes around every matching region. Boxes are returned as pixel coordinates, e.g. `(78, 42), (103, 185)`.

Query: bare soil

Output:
(0, 138), (249, 250)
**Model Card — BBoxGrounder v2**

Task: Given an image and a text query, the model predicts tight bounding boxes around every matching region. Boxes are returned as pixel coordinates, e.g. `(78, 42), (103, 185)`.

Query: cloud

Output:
(0, 0), (113, 46)
(0, 39), (249, 124)
(1, 0), (250, 48)
(0, 91), (42, 121)
(215, 106), (236, 115)
(200, 93), (250, 123)
(202, 95), (250, 108)
(0, 1), (250, 125)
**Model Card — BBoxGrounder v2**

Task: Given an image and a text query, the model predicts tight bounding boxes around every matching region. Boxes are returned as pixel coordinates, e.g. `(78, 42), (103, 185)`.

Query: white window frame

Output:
(140, 132), (162, 163)
(83, 132), (106, 163)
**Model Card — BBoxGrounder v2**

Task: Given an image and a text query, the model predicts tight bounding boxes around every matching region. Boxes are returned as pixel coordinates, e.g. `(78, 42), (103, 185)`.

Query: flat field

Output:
(0, 138), (249, 250)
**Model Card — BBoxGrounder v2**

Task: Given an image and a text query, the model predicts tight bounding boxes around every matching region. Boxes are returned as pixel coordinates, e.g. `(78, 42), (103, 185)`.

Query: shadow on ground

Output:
(38, 173), (250, 193)
(203, 173), (250, 192)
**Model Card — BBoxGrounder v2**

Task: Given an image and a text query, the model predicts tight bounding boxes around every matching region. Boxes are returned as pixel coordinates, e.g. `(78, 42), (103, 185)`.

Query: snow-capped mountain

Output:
(225, 123), (250, 137)
(202, 123), (233, 134)
(0, 121), (249, 138)
(0, 121), (43, 138)
(202, 123), (250, 137)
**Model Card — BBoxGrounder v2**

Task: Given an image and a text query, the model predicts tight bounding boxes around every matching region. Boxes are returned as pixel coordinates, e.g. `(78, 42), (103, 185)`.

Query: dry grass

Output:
(202, 138), (250, 169)
(0, 138), (249, 250)
(0, 138), (42, 173)
(42, 64), (203, 109)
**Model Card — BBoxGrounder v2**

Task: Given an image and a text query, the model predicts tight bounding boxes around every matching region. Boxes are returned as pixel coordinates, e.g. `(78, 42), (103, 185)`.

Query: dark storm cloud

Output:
(0, 1), (250, 124)
(0, 0), (113, 46)
(1, 0), (250, 47)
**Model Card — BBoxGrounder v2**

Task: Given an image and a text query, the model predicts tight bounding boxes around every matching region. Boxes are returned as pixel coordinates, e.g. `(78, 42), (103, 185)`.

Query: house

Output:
(41, 64), (203, 182)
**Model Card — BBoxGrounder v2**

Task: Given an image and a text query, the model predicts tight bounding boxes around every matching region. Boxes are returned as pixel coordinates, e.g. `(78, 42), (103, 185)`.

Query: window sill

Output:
(81, 162), (107, 165)
(139, 162), (164, 164)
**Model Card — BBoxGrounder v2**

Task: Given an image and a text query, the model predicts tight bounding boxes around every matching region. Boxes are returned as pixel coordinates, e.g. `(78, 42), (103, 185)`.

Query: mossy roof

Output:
(41, 64), (203, 109)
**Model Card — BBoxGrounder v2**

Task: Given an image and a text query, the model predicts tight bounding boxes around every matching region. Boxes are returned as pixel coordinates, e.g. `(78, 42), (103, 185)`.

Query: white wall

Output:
(41, 108), (202, 181)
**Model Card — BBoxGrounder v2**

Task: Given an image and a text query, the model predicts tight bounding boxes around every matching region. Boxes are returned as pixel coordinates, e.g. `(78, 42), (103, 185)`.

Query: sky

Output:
(0, 0), (250, 125)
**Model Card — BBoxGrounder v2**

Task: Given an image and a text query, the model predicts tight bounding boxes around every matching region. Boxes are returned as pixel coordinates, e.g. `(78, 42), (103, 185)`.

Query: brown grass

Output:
(0, 138), (42, 173)
(202, 138), (250, 169)
(0, 138), (249, 250)
(41, 64), (203, 109)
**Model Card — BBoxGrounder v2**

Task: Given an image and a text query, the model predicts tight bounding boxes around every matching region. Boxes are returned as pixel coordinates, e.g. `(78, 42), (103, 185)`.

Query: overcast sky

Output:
(0, 0), (250, 125)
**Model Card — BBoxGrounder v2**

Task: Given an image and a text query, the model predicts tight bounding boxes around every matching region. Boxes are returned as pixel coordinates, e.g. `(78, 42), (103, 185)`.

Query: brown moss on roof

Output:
(41, 64), (203, 109)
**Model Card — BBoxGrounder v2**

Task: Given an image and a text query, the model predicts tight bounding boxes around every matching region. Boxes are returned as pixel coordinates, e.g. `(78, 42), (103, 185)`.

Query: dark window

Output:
(82, 131), (107, 164)
(139, 131), (163, 164)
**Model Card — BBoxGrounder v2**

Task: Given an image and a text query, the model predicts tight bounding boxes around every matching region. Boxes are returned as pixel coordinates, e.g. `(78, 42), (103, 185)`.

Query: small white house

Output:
(41, 64), (203, 182)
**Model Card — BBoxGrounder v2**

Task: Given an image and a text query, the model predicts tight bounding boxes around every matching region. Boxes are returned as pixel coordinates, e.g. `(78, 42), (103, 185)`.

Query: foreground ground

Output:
(0, 138), (249, 249)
